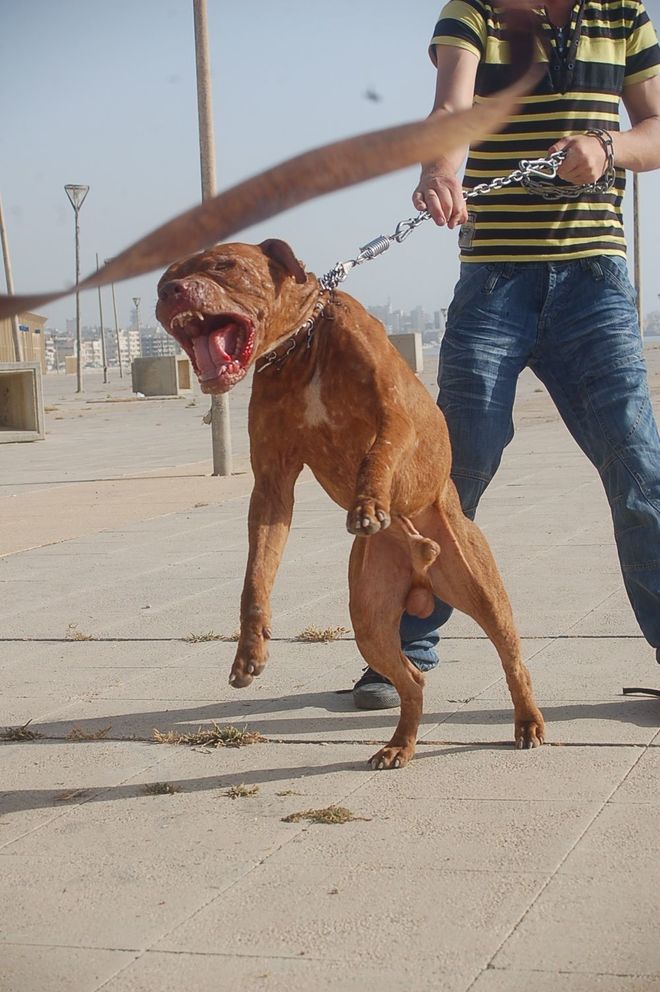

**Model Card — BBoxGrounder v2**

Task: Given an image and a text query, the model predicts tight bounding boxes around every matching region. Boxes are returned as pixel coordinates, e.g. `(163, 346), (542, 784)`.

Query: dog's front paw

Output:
(514, 711), (545, 749)
(368, 742), (415, 770)
(346, 498), (391, 536)
(229, 633), (269, 689)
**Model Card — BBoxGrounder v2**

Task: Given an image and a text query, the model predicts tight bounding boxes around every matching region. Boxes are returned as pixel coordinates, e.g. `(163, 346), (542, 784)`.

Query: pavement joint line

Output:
(0, 634), (648, 642)
(1, 736), (653, 749)
(16, 941), (659, 976)
(465, 742), (651, 991)
(485, 966), (660, 978)
(0, 940), (341, 963)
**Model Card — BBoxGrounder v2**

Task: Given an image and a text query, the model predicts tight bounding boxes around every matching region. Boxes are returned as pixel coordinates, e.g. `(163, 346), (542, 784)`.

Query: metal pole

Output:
(64, 185), (89, 393)
(106, 258), (123, 378)
(133, 297), (142, 356)
(193, 0), (233, 477)
(74, 207), (83, 391)
(633, 172), (643, 334)
(95, 254), (108, 383)
(0, 195), (23, 362)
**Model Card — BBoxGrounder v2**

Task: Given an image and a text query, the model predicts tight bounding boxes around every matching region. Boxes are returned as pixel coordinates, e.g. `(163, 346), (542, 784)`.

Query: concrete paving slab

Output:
(609, 747), (660, 803)
(271, 794), (599, 874)
(3, 945), (136, 992)
(557, 801), (658, 876)
(155, 859), (545, 972)
(492, 871), (660, 976)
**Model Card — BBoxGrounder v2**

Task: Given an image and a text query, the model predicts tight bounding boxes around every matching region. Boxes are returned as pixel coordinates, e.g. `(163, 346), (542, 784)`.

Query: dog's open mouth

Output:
(168, 310), (255, 393)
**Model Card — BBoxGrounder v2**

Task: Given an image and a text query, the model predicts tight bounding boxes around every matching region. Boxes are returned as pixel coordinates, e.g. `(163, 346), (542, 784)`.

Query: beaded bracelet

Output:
(585, 128), (615, 179)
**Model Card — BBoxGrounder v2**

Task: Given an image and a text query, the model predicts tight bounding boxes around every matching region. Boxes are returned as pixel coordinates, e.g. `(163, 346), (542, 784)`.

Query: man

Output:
(353, 0), (660, 709)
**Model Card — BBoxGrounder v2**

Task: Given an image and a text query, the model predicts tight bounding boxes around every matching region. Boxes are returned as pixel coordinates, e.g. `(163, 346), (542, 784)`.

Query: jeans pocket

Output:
(448, 264), (509, 323)
(594, 256), (638, 307)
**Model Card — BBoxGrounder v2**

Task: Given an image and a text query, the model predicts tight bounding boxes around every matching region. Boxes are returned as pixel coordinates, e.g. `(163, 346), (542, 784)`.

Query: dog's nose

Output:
(158, 279), (187, 303)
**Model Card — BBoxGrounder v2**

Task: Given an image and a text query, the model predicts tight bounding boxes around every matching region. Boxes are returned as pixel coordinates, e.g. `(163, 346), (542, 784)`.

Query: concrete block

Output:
(64, 355), (77, 374)
(389, 332), (423, 373)
(131, 356), (192, 396)
(0, 361), (45, 442)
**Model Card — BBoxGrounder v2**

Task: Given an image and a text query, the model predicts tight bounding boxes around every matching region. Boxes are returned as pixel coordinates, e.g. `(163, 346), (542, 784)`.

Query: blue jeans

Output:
(401, 256), (660, 669)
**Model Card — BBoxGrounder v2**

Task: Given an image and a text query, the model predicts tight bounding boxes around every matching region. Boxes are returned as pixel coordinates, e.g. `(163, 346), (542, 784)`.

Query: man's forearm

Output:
(419, 109), (470, 179)
(612, 117), (660, 172)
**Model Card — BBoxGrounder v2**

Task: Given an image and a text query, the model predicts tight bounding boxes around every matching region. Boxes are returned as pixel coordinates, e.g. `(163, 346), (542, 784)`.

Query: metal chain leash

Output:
(257, 150), (617, 374)
(319, 149), (616, 291)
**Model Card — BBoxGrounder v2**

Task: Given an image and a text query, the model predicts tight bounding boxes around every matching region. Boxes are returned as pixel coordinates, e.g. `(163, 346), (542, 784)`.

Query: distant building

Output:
(645, 311), (660, 337)
(117, 328), (142, 365)
(140, 325), (181, 359)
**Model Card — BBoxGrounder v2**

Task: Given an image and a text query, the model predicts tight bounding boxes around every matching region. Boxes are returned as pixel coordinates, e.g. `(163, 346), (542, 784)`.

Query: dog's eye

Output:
(210, 259), (237, 272)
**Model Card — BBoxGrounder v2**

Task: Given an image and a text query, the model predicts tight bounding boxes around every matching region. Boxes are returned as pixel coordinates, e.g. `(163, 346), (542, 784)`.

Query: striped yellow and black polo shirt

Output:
(430, 0), (660, 261)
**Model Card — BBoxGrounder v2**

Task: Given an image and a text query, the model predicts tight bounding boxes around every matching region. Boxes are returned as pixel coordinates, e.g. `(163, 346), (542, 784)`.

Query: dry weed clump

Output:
(0, 720), (44, 742)
(183, 630), (239, 643)
(143, 782), (181, 796)
(66, 725), (112, 741)
(152, 723), (264, 748)
(66, 624), (95, 641)
(224, 783), (259, 799)
(282, 805), (370, 825)
(295, 626), (349, 643)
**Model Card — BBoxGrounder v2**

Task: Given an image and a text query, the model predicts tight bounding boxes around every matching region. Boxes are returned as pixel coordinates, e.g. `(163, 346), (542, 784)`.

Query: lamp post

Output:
(64, 184), (89, 392)
(105, 258), (123, 378)
(632, 173), (642, 334)
(132, 297), (142, 357)
(0, 195), (23, 362)
(193, 0), (232, 476)
(95, 254), (108, 383)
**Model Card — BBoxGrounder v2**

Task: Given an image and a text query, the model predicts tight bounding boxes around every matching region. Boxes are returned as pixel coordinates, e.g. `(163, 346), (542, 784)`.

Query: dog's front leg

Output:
(229, 461), (302, 688)
(347, 408), (415, 536)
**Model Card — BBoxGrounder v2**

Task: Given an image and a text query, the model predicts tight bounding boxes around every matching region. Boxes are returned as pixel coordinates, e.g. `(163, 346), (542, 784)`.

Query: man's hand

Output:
(549, 134), (608, 184)
(413, 167), (468, 229)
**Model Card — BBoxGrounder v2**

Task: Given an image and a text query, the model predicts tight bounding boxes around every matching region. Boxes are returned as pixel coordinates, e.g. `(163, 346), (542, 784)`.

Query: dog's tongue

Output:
(192, 330), (230, 380)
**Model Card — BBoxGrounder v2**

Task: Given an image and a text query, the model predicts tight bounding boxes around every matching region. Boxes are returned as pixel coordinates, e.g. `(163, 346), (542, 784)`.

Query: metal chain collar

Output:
(318, 149), (617, 291)
(255, 297), (327, 374)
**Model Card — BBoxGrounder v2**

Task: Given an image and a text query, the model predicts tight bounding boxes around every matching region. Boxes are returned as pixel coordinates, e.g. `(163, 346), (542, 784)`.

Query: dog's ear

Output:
(259, 239), (307, 284)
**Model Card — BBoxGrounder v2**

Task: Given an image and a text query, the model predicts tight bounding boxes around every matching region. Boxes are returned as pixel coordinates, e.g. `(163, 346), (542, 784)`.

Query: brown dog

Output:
(156, 240), (545, 769)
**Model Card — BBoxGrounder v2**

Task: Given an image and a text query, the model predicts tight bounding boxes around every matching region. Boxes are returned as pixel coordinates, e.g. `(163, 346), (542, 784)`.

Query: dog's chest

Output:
(302, 367), (329, 428)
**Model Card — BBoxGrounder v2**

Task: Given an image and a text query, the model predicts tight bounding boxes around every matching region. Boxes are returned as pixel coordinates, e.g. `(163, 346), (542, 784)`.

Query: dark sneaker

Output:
(352, 667), (399, 710)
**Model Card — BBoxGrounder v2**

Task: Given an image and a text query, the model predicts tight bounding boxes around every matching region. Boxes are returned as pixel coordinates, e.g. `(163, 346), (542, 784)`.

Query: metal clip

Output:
(519, 153), (564, 180)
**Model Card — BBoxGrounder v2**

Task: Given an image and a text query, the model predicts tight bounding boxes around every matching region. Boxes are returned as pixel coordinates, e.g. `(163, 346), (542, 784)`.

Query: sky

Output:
(3, 0), (660, 332)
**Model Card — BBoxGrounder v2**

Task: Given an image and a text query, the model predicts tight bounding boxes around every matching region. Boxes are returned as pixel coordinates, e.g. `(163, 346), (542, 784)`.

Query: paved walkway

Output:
(1, 347), (659, 992)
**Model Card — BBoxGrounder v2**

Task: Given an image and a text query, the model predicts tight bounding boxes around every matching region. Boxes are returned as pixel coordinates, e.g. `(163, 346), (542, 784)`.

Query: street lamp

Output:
(105, 257), (123, 379)
(95, 253), (108, 384)
(64, 184), (89, 392)
(132, 296), (142, 357)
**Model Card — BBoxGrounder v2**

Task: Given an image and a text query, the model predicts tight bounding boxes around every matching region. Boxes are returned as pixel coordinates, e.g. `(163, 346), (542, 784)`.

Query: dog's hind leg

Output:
(348, 532), (425, 769)
(421, 485), (545, 748)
